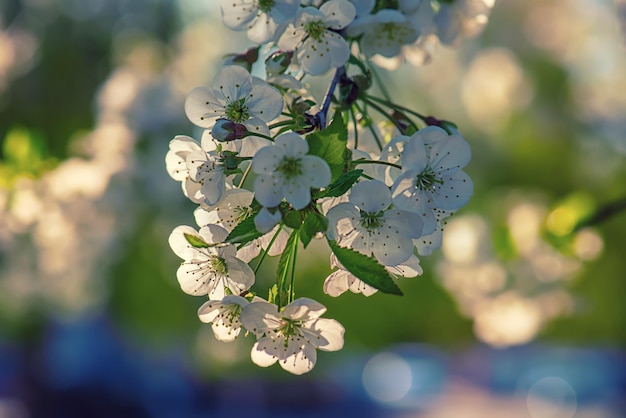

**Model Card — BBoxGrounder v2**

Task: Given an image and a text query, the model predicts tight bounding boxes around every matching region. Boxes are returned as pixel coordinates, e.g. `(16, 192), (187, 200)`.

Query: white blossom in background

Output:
(219, 0), (299, 44)
(324, 253), (422, 297)
(346, 9), (419, 58)
(436, 0), (496, 46)
(391, 126), (473, 235)
(184, 65), (284, 135)
(278, 0), (356, 75)
(240, 298), (345, 375)
(252, 132), (331, 210)
(198, 295), (251, 342)
(327, 179), (423, 266)
(168, 225), (255, 299)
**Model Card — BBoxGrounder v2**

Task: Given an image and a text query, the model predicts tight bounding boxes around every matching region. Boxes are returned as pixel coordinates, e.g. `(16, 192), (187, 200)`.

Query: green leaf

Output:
(283, 209), (303, 229)
(318, 169), (363, 198)
(306, 116), (348, 183)
(268, 284), (279, 305)
(184, 233), (210, 248)
(327, 240), (403, 296)
(226, 215), (263, 246)
(276, 230), (299, 306)
(300, 212), (328, 248)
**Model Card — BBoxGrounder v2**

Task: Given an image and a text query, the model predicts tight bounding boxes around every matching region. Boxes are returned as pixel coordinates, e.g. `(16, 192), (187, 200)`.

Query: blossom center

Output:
(416, 166), (443, 191)
(210, 256), (228, 276)
(258, 0), (275, 13)
(278, 318), (303, 338)
(225, 98), (250, 123)
(359, 210), (384, 231)
(304, 20), (326, 42)
(234, 205), (253, 223)
(276, 157), (303, 180)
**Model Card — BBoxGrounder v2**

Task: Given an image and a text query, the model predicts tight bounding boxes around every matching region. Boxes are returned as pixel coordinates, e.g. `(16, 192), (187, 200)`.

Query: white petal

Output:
(177, 259), (213, 296)
(372, 233), (414, 266)
(320, 0), (356, 29)
(220, 0), (257, 31)
(197, 300), (222, 323)
(254, 173), (285, 208)
(349, 179), (391, 213)
(279, 340), (317, 375)
(429, 134), (472, 172)
(282, 297), (326, 321)
(247, 82), (284, 122)
(252, 144), (283, 175)
(254, 206), (282, 234)
(431, 170), (473, 210)
(240, 301), (281, 335)
(198, 224), (229, 244)
(250, 338), (280, 367)
(184, 87), (224, 128)
(213, 65), (253, 104)
(165, 136), (201, 181)
(224, 257), (255, 291)
(275, 132), (308, 157)
(283, 178), (311, 210)
(301, 155), (331, 188)
(323, 270), (351, 297)
(309, 318), (344, 351)
(297, 37), (333, 76)
(401, 135), (428, 172)
(168, 225), (203, 260)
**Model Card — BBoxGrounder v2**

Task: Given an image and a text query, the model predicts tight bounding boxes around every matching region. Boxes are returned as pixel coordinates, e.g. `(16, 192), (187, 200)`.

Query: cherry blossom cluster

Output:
(165, 0), (488, 374)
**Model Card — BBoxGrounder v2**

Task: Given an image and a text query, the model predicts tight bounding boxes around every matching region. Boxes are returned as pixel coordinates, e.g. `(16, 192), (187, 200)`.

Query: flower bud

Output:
(211, 119), (248, 142)
(265, 51), (293, 76)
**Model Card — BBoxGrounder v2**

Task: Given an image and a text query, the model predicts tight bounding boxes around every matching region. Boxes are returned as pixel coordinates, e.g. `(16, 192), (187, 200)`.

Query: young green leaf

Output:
(306, 116), (347, 183)
(318, 169), (363, 198)
(327, 240), (403, 296)
(184, 233), (210, 248)
(300, 212), (328, 248)
(226, 215), (263, 246)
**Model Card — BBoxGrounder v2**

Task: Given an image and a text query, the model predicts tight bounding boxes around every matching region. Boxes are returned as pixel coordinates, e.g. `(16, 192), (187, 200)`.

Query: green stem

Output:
(289, 229), (299, 304)
(353, 159), (402, 170)
(269, 120), (295, 130)
(363, 98), (406, 133)
(354, 101), (383, 151)
(350, 106), (359, 149)
(254, 224), (284, 275)
(245, 131), (275, 142)
(367, 61), (392, 103)
(238, 162), (252, 188)
(365, 94), (428, 122)
(574, 196), (626, 232)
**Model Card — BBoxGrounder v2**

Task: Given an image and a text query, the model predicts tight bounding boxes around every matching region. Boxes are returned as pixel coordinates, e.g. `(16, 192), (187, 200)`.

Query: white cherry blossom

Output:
(347, 9), (419, 58)
(193, 188), (289, 263)
(327, 179), (424, 266)
(252, 132), (331, 210)
(277, 0), (356, 75)
(185, 65), (283, 134)
(220, 0), (299, 44)
(240, 298), (344, 375)
(168, 225), (255, 300)
(198, 295), (251, 342)
(390, 126), (473, 235)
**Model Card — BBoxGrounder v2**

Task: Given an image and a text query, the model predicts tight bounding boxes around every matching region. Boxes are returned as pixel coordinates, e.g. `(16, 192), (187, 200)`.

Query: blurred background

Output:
(1, 0), (625, 416)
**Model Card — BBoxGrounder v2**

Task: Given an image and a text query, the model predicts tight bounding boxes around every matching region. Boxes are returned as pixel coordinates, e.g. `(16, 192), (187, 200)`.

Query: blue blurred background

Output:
(1, 0), (625, 416)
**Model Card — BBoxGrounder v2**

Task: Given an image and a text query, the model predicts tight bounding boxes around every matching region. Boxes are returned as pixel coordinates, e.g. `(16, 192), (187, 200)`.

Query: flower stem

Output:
(254, 224), (284, 275)
(349, 106), (359, 149)
(354, 101), (383, 151)
(363, 98), (406, 133)
(317, 66), (346, 129)
(352, 159), (402, 170)
(367, 61), (392, 103)
(289, 229), (299, 304)
(365, 94), (428, 122)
